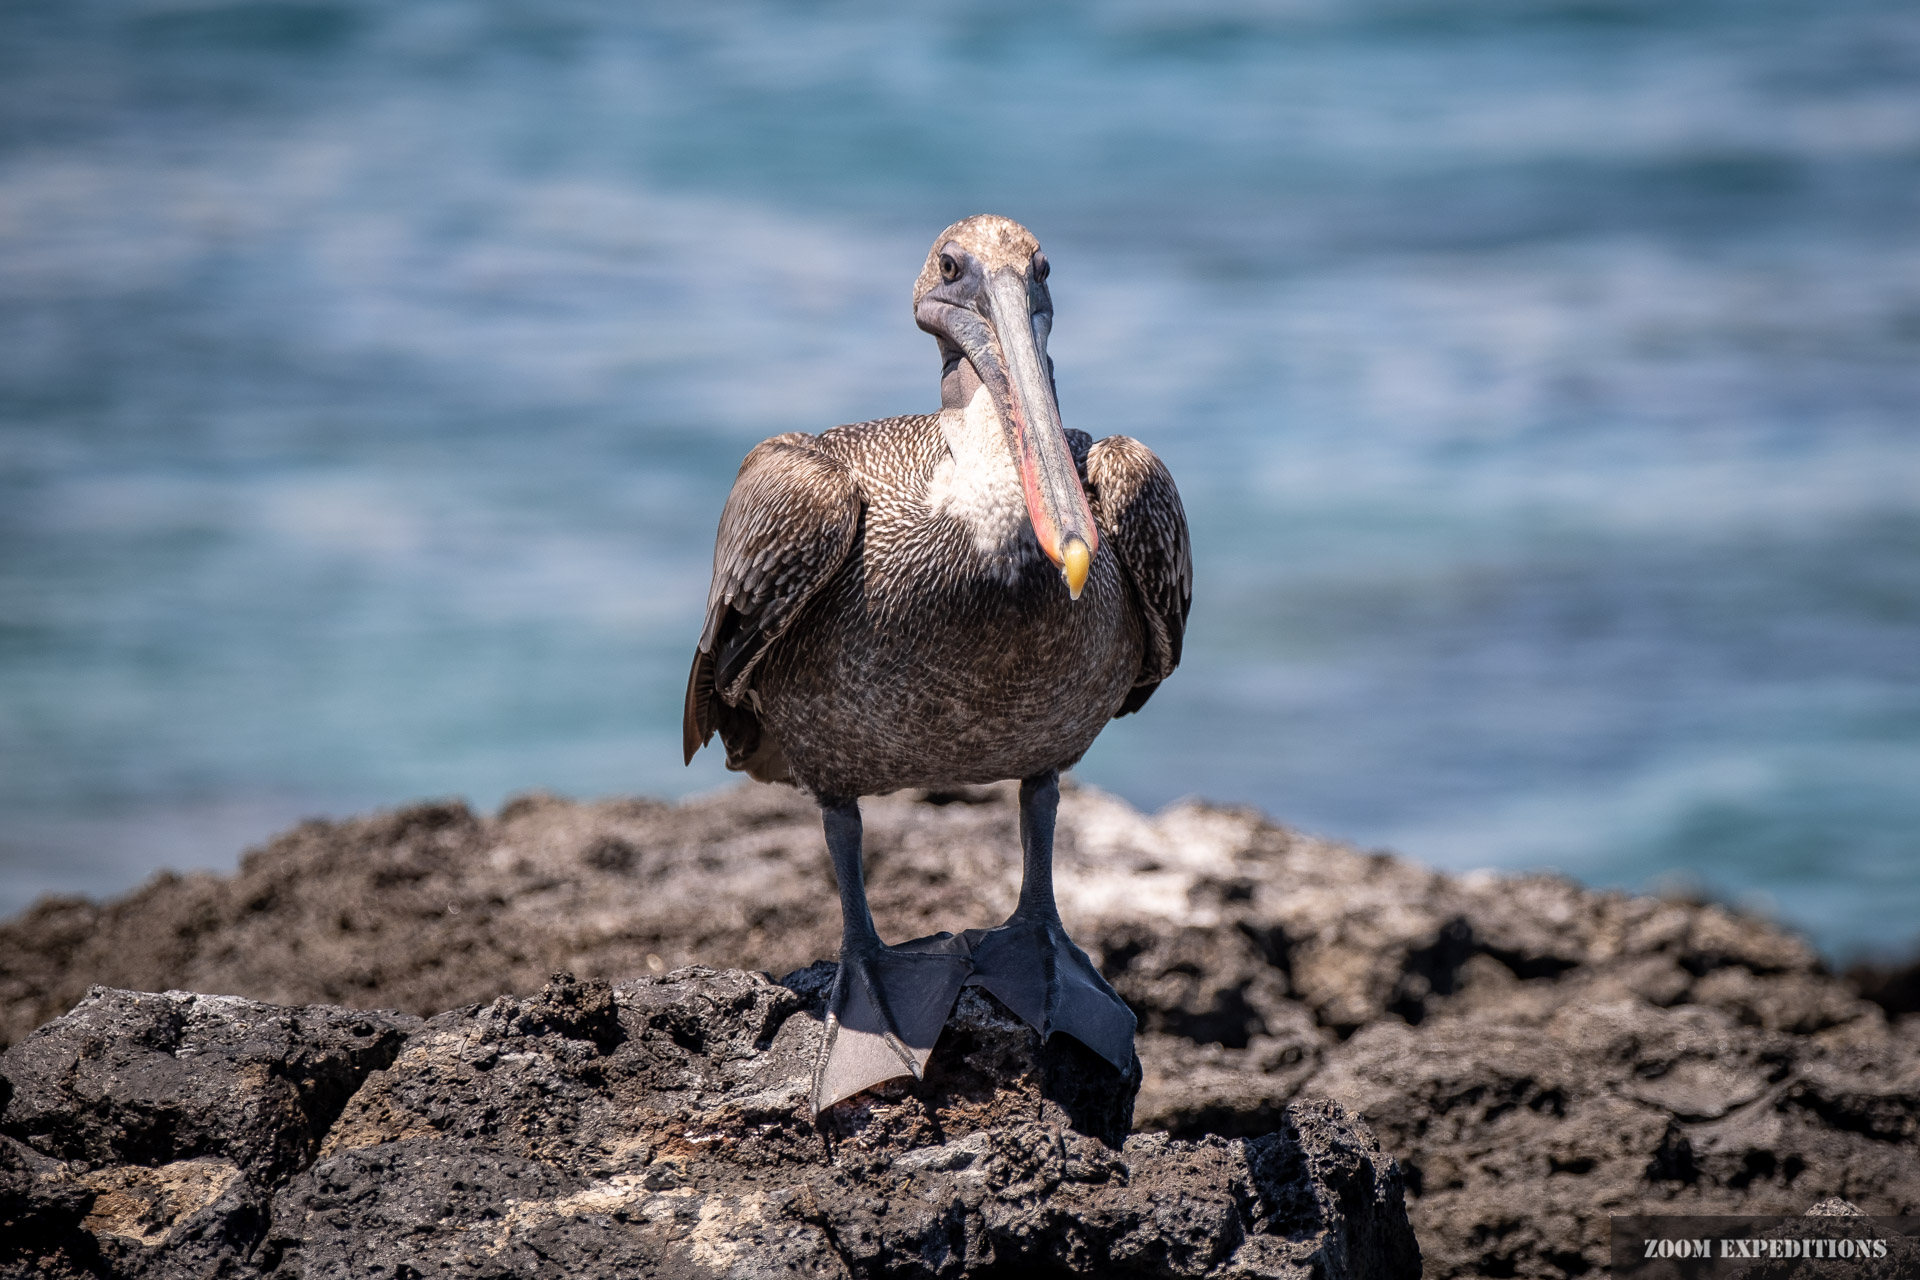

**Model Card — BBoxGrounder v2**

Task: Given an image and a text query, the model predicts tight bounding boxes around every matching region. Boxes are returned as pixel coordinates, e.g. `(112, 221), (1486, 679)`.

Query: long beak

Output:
(920, 270), (1098, 597)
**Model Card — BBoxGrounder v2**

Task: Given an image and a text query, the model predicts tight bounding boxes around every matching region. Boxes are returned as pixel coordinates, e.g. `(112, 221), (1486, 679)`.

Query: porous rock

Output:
(0, 969), (1418, 1279)
(0, 988), (416, 1278)
(4, 782), (1918, 1277)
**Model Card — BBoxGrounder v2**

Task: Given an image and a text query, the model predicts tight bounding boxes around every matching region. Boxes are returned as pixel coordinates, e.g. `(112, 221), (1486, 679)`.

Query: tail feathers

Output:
(683, 648), (790, 785)
(1115, 680), (1161, 717)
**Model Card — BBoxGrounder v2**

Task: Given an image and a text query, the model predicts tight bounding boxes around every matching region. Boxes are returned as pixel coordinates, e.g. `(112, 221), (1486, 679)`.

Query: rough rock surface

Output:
(0, 971), (1417, 1279)
(4, 782), (1918, 1276)
(0, 989), (417, 1278)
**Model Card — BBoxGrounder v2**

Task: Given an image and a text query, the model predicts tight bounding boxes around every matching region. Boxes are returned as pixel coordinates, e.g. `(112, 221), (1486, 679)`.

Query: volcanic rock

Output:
(0, 970), (1418, 1278)
(3, 782), (1918, 1277)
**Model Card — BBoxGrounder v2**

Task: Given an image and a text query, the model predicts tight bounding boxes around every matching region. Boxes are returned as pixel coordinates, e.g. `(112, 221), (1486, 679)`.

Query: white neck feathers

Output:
(925, 385), (1034, 561)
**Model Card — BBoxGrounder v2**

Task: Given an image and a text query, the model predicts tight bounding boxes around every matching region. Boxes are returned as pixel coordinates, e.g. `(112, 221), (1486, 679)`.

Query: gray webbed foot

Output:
(963, 914), (1137, 1075)
(812, 934), (973, 1113)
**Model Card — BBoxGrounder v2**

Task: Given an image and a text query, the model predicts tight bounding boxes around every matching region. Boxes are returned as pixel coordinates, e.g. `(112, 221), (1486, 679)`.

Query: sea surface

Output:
(2, 0), (1917, 959)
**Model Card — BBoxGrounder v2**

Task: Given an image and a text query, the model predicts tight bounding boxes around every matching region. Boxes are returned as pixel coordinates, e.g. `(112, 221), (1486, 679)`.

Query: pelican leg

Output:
(964, 771), (1138, 1074)
(812, 798), (973, 1113)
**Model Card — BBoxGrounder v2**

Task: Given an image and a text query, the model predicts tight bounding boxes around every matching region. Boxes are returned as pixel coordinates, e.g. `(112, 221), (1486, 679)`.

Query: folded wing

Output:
(683, 433), (863, 766)
(1086, 435), (1192, 717)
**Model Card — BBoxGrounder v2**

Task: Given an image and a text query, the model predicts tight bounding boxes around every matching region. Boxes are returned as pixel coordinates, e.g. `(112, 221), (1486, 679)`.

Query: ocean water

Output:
(2, 0), (1916, 958)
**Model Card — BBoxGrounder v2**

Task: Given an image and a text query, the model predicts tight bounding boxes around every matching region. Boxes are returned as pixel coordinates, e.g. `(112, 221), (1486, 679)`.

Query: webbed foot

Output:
(963, 913), (1137, 1075)
(812, 933), (973, 1113)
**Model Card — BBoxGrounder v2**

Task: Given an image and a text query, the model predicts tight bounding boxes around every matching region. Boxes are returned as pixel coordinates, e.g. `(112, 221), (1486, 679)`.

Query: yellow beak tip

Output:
(1062, 537), (1091, 600)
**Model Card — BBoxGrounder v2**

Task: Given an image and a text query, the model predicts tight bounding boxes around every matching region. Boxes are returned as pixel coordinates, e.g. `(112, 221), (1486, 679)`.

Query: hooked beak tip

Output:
(1062, 536), (1091, 600)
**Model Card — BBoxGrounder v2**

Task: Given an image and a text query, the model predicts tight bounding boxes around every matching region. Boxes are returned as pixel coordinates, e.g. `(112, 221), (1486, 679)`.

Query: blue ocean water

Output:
(1, 0), (1916, 958)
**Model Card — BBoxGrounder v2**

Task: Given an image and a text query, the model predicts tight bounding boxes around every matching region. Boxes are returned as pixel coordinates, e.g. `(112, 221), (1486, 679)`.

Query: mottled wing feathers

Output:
(683, 433), (862, 763)
(1086, 435), (1192, 717)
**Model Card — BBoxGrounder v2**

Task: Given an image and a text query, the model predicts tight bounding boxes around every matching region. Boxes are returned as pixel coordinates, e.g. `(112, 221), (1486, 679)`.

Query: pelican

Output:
(684, 215), (1191, 1112)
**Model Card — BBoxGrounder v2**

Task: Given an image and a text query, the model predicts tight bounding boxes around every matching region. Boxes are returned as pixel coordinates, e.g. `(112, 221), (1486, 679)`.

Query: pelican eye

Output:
(938, 253), (959, 282)
(1032, 252), (1049, 282)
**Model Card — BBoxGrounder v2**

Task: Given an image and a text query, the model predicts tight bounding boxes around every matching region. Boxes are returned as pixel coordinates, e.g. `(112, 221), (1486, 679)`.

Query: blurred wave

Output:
(2, 0), (1917, 956)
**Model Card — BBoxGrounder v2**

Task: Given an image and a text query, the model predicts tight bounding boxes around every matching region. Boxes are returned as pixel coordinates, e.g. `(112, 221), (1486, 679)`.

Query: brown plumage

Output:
(682, 215), (1191, 1111)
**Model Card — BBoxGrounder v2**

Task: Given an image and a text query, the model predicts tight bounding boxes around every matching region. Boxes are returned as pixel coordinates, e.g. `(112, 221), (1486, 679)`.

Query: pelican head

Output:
(913, 215), (1098, 599)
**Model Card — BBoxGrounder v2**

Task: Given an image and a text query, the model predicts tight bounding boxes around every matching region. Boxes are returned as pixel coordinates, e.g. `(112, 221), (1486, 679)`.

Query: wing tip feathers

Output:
(683, 648), (716, 764)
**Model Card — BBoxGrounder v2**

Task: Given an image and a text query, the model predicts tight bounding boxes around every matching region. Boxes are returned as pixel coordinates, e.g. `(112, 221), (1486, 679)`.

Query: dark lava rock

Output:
(2, 988), (416, 1185)
(2, 1130), (97, 1276)
(4, 782), (1919, 1276)
(0, 989), (416, 1280)
(0, 970), (1418, 1279)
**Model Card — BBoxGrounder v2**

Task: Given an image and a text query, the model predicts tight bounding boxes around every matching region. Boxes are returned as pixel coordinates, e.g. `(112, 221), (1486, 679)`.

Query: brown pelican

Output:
(684, 215), (1191, 1112)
